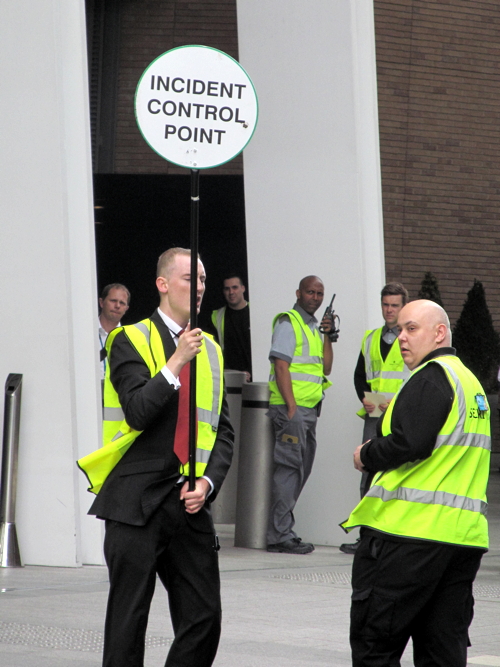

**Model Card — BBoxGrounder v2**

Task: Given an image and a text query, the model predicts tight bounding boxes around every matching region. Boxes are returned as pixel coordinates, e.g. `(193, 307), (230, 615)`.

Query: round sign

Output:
(135, 45), (258, 170)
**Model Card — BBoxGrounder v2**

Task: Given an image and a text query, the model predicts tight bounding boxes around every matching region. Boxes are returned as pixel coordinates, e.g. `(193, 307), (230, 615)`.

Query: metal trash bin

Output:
(0, 373), (23, 568)
(234, 382), (274, 549)
(211, 370), (245, 524)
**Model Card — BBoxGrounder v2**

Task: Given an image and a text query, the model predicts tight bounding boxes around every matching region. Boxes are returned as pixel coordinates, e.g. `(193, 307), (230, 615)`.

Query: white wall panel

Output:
(236, 0), (385, 544)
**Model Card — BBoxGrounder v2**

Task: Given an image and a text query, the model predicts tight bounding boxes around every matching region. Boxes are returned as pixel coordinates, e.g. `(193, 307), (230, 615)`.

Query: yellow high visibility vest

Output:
(211, 306), (226, 350)
(357, 327), (410, 417)
(78, 319), (224, 494)
(269, 310), (331, 408)
(342, 355), (490, 548)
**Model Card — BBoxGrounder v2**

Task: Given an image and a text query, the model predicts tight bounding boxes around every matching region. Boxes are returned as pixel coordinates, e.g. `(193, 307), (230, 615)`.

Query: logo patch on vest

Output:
(472, 394), (488, 419)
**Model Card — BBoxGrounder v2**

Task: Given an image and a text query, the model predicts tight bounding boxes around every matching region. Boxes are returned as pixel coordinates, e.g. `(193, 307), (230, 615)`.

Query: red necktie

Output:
(173, 362), (190, 465)
(173, 329), (198, 465)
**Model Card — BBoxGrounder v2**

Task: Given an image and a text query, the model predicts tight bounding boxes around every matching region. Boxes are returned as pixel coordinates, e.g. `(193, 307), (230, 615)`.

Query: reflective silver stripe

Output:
(133, 321), (150, 344)
(293, 355), (323, 364)
(363, 330), (376, 379)
(435, 359), (465, 429)
(296, 321), (309, 357)
(366, 484), (487, 515)
(201, 335), (221, 428)
(432, 359), (490, 452)
(435, 432), (491, 451)
(269, 373), (323, 385)
(370, 370), (408, 380)
(103, 406), (125, 422)
(289, 372), (323, 384)
(195, 448), (212, 464)
(111, 430), (124, 442)
(380, 371), (407, 379)
(198, 408), (218, 429)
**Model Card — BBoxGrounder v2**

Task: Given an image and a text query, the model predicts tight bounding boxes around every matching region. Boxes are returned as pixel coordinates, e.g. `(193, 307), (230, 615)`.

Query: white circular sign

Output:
(135, 45), (258, 170)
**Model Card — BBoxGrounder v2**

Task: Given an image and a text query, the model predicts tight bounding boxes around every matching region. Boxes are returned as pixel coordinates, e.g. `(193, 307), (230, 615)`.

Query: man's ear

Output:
(435, 323), (447, 344)
(156, 276), (168, 294)
(98, 298), (104, 309)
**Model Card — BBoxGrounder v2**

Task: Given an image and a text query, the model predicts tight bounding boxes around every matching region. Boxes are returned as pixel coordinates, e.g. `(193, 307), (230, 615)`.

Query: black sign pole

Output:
(188, 168), (200, 491)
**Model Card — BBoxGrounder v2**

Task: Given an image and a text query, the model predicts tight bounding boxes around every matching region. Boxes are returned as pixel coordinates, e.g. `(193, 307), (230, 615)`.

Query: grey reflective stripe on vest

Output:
(196, 448), (212, 464)
(296, 324), (310, 358)
(366, 484), (488, 515)
(103, 406), (125, 422)
(133, 321), (151, 343)
(293, 355), (323, 364)
(431, 359), (491, 452)
(363, 330), (376, 380)
(201, 334), (221, 430)
(371, 370), (408, 380)
(111, 430), (124, 442)
(435, 432), (490, 451)
(268, 372), (323, 385)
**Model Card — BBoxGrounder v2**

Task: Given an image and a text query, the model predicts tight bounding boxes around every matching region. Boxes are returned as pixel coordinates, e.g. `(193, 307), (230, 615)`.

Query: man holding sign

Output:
(89, 248), (233, 667)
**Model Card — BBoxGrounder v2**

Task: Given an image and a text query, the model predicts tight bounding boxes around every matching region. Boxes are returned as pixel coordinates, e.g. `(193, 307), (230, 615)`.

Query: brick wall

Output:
(374, 0), (500, 328)
(114, 0), (242, 175)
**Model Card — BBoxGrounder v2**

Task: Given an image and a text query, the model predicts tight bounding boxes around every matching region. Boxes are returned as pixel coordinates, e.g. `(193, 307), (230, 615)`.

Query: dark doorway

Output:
(94, 173), (248, 331)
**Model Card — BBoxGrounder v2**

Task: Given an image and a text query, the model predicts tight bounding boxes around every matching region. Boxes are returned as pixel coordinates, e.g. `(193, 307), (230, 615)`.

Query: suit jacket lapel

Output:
(150, 309), (177, 360)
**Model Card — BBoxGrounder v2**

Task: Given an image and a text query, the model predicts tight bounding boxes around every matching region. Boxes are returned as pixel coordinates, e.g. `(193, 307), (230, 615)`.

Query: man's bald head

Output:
(296, 275), (325, 316)
(397, 299), (452, 370)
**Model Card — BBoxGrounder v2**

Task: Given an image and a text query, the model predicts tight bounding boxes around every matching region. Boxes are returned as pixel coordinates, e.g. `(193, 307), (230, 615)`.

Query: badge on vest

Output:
(472, 394), (488, 419)
(282, 434), (299, 444)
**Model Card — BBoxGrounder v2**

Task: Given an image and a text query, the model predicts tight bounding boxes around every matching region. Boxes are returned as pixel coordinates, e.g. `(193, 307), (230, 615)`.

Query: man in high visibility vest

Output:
(267, 275), (335, 554)
(340, 282), (410, 554)
(210, 274), (252, 381)
(88, 248), (233, 667)
(341, 299), (490, 667)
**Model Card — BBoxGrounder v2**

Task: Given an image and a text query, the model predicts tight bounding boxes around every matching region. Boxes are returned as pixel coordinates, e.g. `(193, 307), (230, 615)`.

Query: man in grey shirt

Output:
(267, 275), (335, 554)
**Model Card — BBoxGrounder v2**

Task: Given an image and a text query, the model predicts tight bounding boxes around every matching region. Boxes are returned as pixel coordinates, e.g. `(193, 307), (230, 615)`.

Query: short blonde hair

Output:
(157, 247), (193, 279)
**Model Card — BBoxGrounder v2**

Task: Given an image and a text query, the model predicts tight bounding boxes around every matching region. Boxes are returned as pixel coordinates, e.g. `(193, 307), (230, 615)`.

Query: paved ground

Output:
(1, 467), (500, 666)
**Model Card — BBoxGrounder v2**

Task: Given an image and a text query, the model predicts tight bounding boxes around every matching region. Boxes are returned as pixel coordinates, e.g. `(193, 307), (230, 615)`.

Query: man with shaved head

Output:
(342, 299), (490, 666)
(267, 275), (335, 554)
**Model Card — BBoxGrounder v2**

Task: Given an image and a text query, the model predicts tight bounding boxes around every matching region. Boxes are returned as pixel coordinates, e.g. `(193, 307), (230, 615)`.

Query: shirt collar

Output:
(157, 308), (184, 336)
(293, 302), (318, 325)
(98, 318), (120, 336)
(382, 324), (399, 335)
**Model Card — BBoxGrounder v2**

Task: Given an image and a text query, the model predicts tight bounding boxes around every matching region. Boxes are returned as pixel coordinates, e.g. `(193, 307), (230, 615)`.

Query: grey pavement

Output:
(1, 466), (500, 667)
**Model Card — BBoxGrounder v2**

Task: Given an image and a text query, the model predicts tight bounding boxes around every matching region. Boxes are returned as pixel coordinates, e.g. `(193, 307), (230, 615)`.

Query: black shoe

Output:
(339, 540), (359, 554)
(267, 538), (314, 554)
(293, 537), (315, 552)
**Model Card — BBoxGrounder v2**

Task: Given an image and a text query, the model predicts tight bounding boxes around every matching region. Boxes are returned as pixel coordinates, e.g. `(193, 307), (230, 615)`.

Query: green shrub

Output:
(453, 279), (500, 392)
(417, 272), (444, 307)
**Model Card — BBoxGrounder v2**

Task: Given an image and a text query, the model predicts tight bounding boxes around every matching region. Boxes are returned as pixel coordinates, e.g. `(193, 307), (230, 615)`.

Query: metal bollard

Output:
(0, 373), (23, 567)
(234, 382), (274, 549)
(211, 370), (245, 524)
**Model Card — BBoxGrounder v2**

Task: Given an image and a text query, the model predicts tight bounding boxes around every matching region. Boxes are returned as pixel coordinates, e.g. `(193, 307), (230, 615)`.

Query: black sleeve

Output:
(360, 363), (454, 472)
(109, 330), (178, 432)
(204, 392), (234, 496)
(354, 351), (370, 401)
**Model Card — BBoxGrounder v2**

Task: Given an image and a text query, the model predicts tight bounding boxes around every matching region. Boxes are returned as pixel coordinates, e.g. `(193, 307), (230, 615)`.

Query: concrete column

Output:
(0, 1), (103, 565)
(236, 0), (385, 545)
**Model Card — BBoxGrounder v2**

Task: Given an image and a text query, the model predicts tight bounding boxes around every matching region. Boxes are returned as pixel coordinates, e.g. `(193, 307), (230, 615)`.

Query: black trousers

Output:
(350, 532), (484, 667)
(102, 487), (221, 667)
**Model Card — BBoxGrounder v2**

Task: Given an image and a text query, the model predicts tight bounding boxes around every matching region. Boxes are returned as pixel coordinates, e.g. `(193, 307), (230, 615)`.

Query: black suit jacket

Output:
(89, 310), (234, 526)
